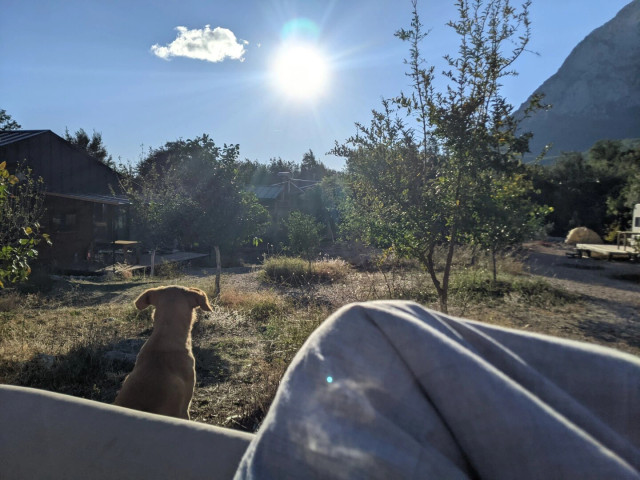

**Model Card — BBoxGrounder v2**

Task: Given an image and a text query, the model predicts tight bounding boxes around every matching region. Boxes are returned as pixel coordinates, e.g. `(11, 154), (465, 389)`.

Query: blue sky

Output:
(0, 0), (632, 170)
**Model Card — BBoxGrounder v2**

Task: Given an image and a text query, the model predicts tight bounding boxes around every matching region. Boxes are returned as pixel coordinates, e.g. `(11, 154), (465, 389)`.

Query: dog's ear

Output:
(190, 288), (213, 312)
(135, 289), (155, 310)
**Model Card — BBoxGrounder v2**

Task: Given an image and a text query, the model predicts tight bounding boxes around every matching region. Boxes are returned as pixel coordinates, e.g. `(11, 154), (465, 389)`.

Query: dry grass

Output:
(262, 256), (352, 286)
(1, 250), (637, 434)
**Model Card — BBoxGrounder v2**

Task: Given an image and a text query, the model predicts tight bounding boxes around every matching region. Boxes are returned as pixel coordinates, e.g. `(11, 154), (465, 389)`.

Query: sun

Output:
(273, 44), (329, 100)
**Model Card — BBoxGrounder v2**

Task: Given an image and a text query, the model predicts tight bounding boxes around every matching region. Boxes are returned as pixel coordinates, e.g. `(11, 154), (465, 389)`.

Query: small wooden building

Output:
(0, 130), (130, 268)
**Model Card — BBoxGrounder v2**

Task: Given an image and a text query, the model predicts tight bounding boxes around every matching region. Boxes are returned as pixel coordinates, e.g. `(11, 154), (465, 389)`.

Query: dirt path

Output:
(522, 241), (640, 355)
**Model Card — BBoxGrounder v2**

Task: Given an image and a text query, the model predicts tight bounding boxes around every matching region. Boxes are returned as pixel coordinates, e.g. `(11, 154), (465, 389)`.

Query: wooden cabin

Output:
(0, 130), (130, 269)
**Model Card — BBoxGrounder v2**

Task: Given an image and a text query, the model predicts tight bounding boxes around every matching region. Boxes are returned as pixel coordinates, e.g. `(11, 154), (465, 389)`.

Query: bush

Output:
(452, 268), (577, 306)
(262, 256), (352, 286)
(0, 290), (22, 312)
(219, 289), (289, 323)
(311, 257), (351, 283)
(262, 256), (310, 286)
(285, 211), (321, 262)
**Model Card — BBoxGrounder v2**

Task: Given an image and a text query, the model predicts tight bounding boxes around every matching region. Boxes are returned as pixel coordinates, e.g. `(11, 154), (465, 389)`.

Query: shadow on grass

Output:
(3, 340), (129, 403)
(193, 345), (232, 386)
(576, 318), (640, 351)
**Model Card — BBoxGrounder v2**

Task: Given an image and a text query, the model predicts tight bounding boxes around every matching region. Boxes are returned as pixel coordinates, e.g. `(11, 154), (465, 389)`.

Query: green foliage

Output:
(533, 140), (640, 236)
(472, 171), (551, 279)
(261, 256), (350, 286)
(285, 211), (321, 263)
(64, 127), (114, 167)
(0, 109), (21, 131)
(0, 162), (50, 288)
(334, 0), (542, 312)
(262, 256), (309, 285)
(452, 268), (577, 307)
(127, 135), (270, 253)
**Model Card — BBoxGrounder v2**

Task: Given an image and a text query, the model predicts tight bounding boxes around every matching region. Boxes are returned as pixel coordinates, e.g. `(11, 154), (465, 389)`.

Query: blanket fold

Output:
(235, 301), (640, 479)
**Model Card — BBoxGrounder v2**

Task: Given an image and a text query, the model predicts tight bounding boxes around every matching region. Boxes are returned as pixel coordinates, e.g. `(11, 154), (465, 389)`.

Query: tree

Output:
(131, 135), (269, 293)
(64, 128), (114, 167)
(0, 161), (50, 287)
(335, 0), (543, 313)
(285, 211), (322, 269)
(472, 171), (549, 280)
(124, 168), (196, 277)
(0, 109), (21, 131)
(300, 150), (328, 181)
(533, 140), (640, 236)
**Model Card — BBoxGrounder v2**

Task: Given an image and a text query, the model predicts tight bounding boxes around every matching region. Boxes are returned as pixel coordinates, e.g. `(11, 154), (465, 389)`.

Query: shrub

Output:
(452, 268), (577, 307)
(0, 290), (22, 312)
(219, 289), (289, 323)
(285, 211), (322, 264)
(262, 256), (352, 286)
(312, 258), (351, 283)
(262, 256), (310, 286)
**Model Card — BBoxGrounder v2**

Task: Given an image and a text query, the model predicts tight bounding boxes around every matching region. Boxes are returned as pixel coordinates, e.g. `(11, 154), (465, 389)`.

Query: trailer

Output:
(571, 204), (640, 261)
(574, 243), (639, 261)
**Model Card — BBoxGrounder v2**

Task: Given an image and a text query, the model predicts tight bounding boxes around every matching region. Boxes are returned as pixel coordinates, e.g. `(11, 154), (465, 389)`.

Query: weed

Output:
(0, 290), (22, 312)
(262, 308), (327, 364)
(452, 267), (577, 307)
(262, 256), (352, 286)
(218, 289), (289, 323)
(155, 261), (186, 279)
(262, 256), (309, 285)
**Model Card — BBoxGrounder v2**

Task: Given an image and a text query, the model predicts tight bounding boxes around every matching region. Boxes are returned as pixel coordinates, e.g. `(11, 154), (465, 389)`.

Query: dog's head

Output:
(135, 286), (213, 312)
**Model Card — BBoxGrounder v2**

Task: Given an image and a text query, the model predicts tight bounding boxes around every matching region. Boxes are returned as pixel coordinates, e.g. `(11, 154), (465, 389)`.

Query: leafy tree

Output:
(472, 171), (550, 280)
(131, 135), (269, 293)
(267, 157), (300, 180)
(300, 150), (328, 181)
(64, 128), (114, 167)
(0, 161), (50, 287)
(124, 168), (196, 277)
(285, 210), (322, 269)
(0, 110), (21, 131)
(533, 140), (640, 236)
(335, 0), (543, 312)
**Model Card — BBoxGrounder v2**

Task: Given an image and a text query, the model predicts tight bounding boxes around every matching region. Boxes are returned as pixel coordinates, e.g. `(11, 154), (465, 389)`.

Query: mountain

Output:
(516, 0), (640, 163)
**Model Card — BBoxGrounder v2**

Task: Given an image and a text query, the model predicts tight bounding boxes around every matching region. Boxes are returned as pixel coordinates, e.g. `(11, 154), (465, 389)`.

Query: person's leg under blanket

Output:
(235, 300), (640, 479)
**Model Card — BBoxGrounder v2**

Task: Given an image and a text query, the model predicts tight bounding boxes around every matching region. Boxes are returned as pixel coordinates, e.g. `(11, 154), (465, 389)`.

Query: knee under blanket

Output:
(235, 301), (640, 479)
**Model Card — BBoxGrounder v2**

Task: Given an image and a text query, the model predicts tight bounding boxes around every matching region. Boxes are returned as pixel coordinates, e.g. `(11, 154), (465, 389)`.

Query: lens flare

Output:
(273, 44), (329, 99)
(281, 18), (320, 42)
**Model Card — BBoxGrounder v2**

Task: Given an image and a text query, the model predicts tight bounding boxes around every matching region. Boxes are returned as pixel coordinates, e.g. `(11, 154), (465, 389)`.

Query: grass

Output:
(451, 267), (578, 307)
(1, 250), (632, 434)
(261, 256), (351, 286)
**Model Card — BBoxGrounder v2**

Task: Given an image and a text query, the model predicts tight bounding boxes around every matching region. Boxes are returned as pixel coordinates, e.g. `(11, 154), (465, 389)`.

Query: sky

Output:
(0, 0), (632, 170)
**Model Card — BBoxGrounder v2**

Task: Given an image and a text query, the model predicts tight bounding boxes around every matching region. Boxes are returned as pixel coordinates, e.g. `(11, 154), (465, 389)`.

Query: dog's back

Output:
(114, 348), (196, 418)
(114, 286), (212, 419)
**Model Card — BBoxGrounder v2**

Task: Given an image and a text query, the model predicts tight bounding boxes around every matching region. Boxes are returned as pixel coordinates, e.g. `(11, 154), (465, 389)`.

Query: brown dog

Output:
(114, 285), (212, 419)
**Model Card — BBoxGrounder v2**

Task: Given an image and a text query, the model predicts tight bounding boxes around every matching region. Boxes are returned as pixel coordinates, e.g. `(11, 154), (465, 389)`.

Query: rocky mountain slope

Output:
(516, 0), (640, 163)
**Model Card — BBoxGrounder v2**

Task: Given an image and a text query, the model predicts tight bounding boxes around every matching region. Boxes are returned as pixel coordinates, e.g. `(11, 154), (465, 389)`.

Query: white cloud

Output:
(151, 25), (246, 63)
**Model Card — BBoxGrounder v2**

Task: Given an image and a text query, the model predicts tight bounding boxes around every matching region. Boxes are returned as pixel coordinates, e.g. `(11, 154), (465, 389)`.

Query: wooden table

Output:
(113, 240), (141, 265)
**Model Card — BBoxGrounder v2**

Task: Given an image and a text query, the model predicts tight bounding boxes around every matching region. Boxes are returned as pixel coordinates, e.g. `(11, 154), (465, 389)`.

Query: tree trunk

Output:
(491, 247), (497, 283)
(150, 248), (156, 277)
(214, 245), (221, 298)
(422, 245), (448, 314)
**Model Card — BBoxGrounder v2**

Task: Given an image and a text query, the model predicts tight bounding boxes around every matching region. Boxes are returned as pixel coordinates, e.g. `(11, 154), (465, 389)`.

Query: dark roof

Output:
(249, 185), (284, 200)
(0, 130), (49, 146)
(46, 191), (130, 206)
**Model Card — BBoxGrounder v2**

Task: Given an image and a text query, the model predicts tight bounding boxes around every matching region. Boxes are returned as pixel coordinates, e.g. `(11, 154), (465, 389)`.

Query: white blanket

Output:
(235, 301), (640, 479)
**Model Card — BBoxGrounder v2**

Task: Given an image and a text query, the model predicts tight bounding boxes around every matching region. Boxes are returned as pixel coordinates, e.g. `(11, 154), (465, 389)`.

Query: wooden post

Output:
(214, 245), (221, 298)
(150, 248), (156, 277)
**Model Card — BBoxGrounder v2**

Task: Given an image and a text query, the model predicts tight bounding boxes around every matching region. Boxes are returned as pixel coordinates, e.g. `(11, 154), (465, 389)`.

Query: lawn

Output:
(1, 249), (636, 432)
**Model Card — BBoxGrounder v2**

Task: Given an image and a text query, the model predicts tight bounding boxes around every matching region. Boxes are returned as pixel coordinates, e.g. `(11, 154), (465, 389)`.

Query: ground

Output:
(519, 240), (640, 354)
(1, 241), (638, 431)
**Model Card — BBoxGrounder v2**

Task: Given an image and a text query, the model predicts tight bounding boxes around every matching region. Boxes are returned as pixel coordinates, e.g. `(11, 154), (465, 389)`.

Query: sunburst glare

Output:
(273, 44), (329, 100)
